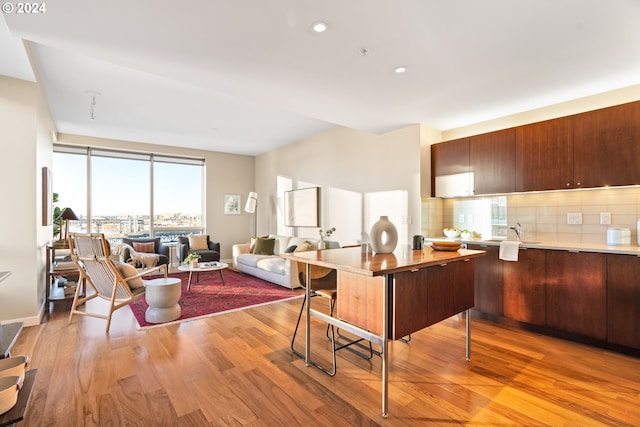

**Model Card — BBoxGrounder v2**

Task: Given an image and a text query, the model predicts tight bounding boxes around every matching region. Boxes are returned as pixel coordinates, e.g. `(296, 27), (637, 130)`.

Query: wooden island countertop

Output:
(281, 245), (486, 276)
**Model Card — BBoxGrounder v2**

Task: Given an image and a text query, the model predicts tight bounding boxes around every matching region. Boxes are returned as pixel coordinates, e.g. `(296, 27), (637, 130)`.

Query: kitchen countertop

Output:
(425, 237), (640, 256)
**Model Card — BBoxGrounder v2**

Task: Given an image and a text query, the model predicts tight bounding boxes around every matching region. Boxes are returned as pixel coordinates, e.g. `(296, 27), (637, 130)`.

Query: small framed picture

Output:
(224, 194), (241, 215)
(42, 167), (53, 226)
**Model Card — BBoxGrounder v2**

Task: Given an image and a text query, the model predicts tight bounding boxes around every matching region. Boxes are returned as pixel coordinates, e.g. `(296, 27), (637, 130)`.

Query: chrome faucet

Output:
(510, 222), (522, 242)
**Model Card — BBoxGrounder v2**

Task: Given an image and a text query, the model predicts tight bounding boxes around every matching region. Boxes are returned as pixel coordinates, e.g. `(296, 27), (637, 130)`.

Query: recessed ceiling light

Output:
(394, 66), (407, 74)
(312, 21), (328, 33)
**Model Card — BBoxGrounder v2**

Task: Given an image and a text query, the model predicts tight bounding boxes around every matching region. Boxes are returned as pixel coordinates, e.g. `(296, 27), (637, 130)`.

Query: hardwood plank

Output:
(8, 292), (640, 426)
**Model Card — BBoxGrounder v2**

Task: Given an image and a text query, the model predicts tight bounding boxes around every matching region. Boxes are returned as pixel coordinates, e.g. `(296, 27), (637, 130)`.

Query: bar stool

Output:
(290, 262), (373, 376)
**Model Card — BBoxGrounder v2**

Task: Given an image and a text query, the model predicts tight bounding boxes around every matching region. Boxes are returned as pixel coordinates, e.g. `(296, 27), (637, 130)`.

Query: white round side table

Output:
(144, 277), (182, 323)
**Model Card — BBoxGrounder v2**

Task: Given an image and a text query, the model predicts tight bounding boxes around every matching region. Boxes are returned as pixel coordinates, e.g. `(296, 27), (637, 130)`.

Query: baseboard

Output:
(1, 305), (43, 327)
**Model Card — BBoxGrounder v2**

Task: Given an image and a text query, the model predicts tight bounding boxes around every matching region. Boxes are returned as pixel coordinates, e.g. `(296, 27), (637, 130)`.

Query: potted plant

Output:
(183, 252), (201, 268)
(318, 227), (336, 249)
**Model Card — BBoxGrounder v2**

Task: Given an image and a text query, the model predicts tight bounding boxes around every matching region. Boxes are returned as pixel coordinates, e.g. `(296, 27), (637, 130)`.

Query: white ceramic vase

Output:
(369, 216), (398, 254)
(318, 240), (326, 250)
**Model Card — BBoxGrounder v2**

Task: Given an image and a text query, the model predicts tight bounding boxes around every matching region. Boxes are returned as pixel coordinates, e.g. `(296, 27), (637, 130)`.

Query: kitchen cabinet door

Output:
(503, 248), (546, 326)
(424, 259), (474, 327)
(515, 116), (573, 191)
(470, 128), (516, 195)
(468, 244), (503, 316)
(607, 254), (640, 349)
(573, 101), (640, 188)
(431, 137), (470, 197)
(392, 259), (474, 339)
(546, 251), (606, 340)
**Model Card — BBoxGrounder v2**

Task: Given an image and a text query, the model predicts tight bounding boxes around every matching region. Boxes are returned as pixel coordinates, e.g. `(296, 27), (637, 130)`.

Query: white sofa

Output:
(233, 235), (334, 289)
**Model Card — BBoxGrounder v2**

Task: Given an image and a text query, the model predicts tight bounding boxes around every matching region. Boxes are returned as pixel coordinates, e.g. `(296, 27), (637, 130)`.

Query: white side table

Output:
(144, 277), (182, 323)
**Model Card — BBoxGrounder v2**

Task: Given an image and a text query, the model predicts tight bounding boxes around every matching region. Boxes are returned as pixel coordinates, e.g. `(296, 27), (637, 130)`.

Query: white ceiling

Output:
(2, 1), (640, 155)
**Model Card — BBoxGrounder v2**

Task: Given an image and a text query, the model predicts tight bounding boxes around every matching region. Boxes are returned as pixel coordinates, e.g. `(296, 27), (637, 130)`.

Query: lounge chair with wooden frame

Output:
(68, 233), (167, 333)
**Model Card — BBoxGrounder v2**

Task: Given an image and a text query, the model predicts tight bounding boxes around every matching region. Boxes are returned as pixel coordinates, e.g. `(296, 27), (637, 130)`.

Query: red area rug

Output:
(130, 269), (302, 329)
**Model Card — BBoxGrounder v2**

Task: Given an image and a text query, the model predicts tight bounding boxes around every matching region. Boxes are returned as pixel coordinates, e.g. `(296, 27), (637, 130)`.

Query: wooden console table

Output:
(282, 245), (485, 418)
(46, 243), (84, 309)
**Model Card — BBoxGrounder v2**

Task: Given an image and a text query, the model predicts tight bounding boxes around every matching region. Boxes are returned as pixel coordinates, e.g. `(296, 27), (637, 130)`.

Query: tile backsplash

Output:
(422, 186), (640, 245)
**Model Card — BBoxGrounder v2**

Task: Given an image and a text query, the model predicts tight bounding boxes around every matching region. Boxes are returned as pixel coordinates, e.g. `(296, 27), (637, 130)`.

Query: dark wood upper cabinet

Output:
(470, 128), (516, 195)
(573, 101), (640, 188)
(516, 116), (573, 191)
(431, 101), (640, 197)
(431, 137), (470, 197)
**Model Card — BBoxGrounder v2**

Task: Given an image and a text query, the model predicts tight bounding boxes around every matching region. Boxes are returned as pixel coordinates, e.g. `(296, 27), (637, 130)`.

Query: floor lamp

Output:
(244, 192), (258, 237)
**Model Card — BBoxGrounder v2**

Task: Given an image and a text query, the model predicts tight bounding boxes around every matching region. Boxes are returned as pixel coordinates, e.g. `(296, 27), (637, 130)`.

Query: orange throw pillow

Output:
(132, 241), (155, 253)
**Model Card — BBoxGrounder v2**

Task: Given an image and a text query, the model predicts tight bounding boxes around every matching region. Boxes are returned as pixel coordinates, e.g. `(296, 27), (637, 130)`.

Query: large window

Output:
(53, 145), (204, 242)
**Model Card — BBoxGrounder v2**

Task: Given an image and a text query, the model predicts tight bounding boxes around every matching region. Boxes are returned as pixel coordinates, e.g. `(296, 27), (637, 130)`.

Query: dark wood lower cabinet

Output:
(502, 248), (546, 326)
(392, 259), (474, 339)
(468, 244), (503, 316)
(607, 254), (640, 349)
(472, 247), (639, 354)
(546, 251), (606, 340)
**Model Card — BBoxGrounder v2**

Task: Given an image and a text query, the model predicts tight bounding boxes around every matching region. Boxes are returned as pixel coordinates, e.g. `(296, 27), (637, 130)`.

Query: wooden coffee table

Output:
(178, 262), (228, 290)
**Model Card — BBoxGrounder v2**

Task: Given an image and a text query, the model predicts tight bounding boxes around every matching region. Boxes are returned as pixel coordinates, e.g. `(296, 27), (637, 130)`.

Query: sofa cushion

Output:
(123, 237), (161, 253)
(284, 244), (297, 253)
(113, 261), (144, 289)
(237, 254), (273, 268)
(254, 237), (276, 255)
(132, 241), (155, 253)
(295, 240), (315, 252)
(256, 257), (286, 275)
(188, 234), (209, 251)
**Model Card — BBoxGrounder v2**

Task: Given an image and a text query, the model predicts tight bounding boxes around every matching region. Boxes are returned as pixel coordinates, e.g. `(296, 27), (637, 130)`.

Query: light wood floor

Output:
(11, 295), (640, 426)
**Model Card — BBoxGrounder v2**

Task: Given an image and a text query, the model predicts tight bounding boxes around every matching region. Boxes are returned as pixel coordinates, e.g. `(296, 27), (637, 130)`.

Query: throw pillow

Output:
(132, 241), (155, 253)
(189, 234), (209, 251)
(114, 261), (144, 289)
(253, 237), (276, 255)
(294, 240), (314, 252)
(284, 244), (298, 253)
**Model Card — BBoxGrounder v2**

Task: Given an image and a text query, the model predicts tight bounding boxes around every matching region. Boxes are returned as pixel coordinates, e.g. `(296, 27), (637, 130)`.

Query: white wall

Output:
(254, 125), (423, 247)
(0, 75), (56, 326)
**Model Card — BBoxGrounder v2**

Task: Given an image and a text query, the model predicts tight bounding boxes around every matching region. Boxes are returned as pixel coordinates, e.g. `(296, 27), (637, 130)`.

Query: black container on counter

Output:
(412, 235), (424, 250)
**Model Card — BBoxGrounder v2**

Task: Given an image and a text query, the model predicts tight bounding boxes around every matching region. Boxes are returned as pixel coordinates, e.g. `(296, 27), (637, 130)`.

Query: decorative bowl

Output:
(0, 355), (28, 387)
(0, 376), (21, 415)
(443, 228), (460, 238)
(431, 241), (462, 251)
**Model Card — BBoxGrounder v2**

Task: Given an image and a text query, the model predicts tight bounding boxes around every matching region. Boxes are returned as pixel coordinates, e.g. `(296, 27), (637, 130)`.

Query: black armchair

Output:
(178, 235), (220, 263)
(120, 237), (170, 267)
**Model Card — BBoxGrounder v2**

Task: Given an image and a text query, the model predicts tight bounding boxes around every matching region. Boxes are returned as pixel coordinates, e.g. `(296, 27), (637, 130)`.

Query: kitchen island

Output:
(282, 245), (485, 418)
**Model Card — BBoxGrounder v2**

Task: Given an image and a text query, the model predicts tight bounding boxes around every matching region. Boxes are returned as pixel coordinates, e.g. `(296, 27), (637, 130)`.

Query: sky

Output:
(53, 153), (202, 217)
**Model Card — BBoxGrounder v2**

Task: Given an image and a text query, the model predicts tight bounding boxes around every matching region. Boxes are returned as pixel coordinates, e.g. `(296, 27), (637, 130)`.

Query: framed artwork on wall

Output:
(284, 187), (320, 227)
(224, 194), (241, 215)
(42, 167), (52, 226)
